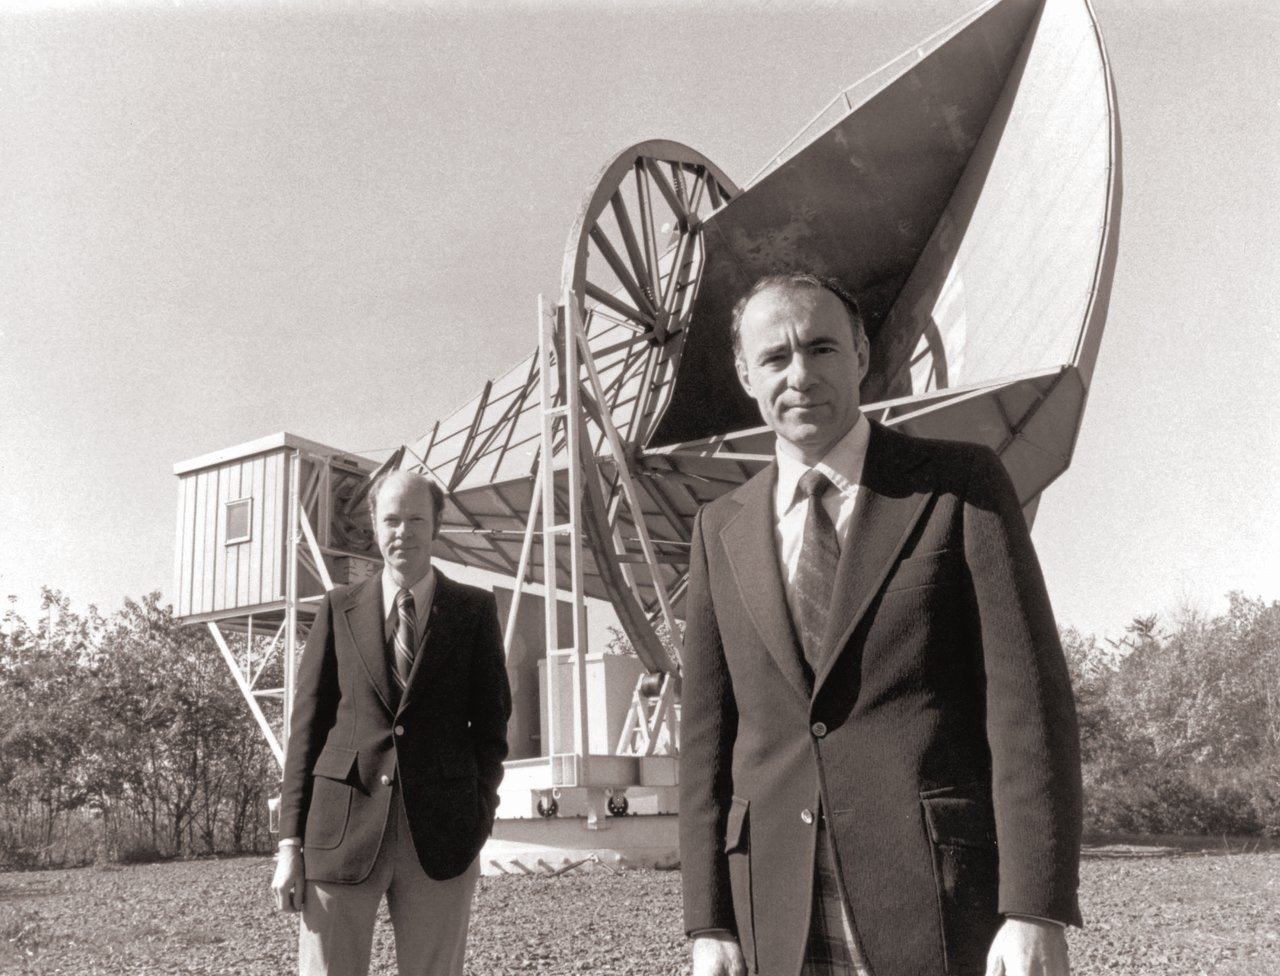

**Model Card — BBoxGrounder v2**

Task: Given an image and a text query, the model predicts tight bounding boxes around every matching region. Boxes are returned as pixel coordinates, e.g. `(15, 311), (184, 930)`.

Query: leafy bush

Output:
(1086, 773), (1261, 835)
(116, 841), (165, 865)
(1070, 594), (1280, 837)
(1, 591), (278, 868)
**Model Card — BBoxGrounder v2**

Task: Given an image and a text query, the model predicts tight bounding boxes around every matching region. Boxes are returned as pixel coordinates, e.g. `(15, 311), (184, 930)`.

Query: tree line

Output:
(1065, 592), (1280, 837)
(1, 590), (277, 868)
(2, 588), (1277, 869)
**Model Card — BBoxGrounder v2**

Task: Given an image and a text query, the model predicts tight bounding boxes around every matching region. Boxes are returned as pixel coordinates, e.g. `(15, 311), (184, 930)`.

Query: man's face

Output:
(735, 284), (870, 463)
(373, 474), (437, 587)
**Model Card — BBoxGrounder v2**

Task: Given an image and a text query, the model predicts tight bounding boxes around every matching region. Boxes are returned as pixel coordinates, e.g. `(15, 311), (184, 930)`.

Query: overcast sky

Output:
(1, 0), (1277, 642)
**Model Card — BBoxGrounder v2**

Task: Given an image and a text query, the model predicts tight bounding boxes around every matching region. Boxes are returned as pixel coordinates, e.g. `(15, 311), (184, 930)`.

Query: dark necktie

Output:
(794, 469), (840, 670)
(392, 588), (416, 691)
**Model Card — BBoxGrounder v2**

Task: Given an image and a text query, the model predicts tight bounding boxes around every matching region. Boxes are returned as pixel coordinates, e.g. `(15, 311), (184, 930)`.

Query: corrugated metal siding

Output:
(214, 464), (231, 612)
(175, 450), (288, 618)
(264, 452), (283, 605)
(174, 477), (194, 616)
(243, 456), (262, 607)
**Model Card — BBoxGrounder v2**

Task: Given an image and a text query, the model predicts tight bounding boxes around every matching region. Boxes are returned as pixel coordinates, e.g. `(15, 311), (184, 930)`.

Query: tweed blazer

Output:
(679, 420), (1082, 976)
(278, 570), (511, 883)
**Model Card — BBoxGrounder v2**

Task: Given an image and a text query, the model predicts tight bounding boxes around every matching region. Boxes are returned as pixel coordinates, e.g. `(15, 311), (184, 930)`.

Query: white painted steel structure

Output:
(176, 0), (1120, 825)
(173, 435), (384, 771)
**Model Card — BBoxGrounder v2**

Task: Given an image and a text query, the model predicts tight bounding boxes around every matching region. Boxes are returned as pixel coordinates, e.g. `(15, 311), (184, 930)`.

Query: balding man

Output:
(272, 470), (511, 976)
(679, 273), (1082, 976)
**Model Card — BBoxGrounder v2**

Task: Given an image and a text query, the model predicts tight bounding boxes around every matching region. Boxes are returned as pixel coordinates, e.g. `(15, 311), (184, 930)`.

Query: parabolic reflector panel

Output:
(397, 0), (1119, 650)
(650, 0), (1043, 448)
(874, 0), (1119, 402)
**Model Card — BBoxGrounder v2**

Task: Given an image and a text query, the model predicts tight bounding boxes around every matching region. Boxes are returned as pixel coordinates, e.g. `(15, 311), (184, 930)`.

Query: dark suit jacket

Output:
(278, 570), (511, 883)
(679, 421), (1082, 976)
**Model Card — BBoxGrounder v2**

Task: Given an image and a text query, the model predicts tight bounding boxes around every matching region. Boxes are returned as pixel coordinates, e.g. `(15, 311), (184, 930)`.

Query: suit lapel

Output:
(813, 422), (933, 696)
(721, 464), (813, 704)
(397, 570), (461, 714)
(340, 576), (396, 716)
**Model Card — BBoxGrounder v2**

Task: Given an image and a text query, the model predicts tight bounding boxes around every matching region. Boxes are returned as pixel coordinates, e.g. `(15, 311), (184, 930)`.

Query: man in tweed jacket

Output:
(679, 274), (1082, 976)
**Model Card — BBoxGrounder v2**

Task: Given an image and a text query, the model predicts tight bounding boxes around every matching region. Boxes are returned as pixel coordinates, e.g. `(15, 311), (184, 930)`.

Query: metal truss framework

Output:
(180, 0), (1120, 831)
(203, 448), (380, 773)
(389, 0), (1117, 817)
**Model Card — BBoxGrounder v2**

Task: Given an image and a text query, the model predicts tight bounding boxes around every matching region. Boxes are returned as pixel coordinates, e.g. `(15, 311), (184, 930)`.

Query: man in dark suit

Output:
(271, 470), (511, 976)
(680, 273), (1082, 976)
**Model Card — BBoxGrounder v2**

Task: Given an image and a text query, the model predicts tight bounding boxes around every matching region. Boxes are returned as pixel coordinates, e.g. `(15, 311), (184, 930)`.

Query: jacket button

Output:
(811, 721), (827, 738)
(394, 725), (405, 736)
(800, 808), (814, 825)
(380, 774), (392, 786)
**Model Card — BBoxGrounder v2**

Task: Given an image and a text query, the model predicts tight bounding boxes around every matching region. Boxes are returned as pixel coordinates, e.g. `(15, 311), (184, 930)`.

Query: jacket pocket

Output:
(724, 795), (756, 973)
(312, 745), (359, 782)
(883, 548), (961, 593)
(305, 746), (359, 851)
(920, 791), (1001, 975)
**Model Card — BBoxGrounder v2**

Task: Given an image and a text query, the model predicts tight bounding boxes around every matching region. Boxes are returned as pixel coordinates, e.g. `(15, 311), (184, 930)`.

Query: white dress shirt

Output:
(381, 566), (437, 646)
(773, 413), (870, 628)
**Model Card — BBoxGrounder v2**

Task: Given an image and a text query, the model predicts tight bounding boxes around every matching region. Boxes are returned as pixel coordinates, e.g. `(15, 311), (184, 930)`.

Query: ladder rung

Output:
(547, 522), (573, 534)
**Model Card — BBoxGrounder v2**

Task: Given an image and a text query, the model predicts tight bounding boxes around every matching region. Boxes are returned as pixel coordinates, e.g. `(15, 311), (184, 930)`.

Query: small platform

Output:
(496, 754), (679, 818)
(481, 813), (680, 877)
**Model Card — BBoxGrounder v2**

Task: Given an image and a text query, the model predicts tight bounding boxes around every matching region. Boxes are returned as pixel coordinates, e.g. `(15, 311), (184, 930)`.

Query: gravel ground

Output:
(2, 850), (1278, 975)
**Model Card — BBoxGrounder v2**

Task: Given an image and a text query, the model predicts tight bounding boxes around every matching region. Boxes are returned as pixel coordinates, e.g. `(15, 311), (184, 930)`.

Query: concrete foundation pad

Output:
(481, 814), (679, 876)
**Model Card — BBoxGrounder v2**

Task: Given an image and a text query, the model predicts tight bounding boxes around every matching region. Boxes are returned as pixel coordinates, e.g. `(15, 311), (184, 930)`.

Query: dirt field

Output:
(2, 848), (1277, 975)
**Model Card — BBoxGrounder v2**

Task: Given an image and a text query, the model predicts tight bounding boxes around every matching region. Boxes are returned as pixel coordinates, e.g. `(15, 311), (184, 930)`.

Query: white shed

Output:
(172, 432), (379, 622)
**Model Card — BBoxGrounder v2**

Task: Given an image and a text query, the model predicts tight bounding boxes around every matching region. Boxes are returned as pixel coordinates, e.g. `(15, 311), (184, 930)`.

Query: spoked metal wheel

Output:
(557, 141), (737, 678)
(563, 140), (737, 448)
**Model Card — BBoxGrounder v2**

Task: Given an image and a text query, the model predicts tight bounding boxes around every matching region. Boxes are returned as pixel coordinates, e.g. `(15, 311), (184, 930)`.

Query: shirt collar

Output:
(381, 565), (436, 626)
(774, 412), (870, 517)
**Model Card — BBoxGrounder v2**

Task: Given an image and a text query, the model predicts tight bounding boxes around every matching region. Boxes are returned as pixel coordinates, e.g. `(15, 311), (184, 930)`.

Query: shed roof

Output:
(173, 432), (374, 476)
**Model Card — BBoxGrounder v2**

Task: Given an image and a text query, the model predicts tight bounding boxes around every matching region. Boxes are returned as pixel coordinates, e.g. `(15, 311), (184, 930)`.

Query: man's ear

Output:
(855, 333), (871, 384)
(735, 356), (753, 396)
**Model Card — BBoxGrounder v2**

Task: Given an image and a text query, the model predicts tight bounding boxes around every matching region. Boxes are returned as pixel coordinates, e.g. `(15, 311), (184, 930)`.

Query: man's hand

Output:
(985, 917), (1070, 976)
(270, 847), (306, 912)
(692, 932), (746, 976)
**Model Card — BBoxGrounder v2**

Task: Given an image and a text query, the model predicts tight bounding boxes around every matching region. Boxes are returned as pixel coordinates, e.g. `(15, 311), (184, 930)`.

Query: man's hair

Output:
(367, 469), (446, 528)
(730, 271), (867, 357)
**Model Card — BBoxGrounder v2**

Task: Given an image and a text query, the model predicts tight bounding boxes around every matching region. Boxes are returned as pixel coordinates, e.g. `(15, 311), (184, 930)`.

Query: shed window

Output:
(225, 498), (252, 544)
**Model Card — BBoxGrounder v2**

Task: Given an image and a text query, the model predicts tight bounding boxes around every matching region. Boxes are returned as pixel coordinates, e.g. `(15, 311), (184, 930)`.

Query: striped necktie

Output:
(794, 468), (840, 671)
(392, 588), (416, 691)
